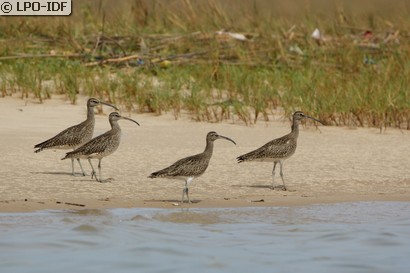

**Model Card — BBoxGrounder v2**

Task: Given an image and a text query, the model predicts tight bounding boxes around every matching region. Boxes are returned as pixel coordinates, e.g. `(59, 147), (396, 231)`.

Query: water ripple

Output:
(1, 202), (410, 273)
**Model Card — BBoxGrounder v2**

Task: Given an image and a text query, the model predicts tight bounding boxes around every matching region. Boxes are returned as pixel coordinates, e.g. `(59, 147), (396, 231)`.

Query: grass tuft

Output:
(0, 0), (409, 128)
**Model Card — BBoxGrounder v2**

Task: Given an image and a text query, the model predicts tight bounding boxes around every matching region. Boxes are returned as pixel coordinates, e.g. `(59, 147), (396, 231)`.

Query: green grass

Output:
(0, 0), (409, 129)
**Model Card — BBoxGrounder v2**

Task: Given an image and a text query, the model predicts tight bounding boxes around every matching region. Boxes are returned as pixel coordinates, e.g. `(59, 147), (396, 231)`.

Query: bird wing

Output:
(237, 134), (295, 162)
(35, 121), (91, 150)
(64, 131), (116, 159)
(150, 153), (209, 178)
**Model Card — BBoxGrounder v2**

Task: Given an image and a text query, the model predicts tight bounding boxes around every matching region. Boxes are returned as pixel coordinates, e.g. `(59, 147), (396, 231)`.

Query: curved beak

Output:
(305, 115), (324, 125)
(121, 116), (140, 126)
(218, 135), (236, 145)
(100, 101), (119, 111)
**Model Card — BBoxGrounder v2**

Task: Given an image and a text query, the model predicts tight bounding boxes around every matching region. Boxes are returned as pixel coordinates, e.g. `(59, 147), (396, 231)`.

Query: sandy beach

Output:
(1, 95), (409, 212)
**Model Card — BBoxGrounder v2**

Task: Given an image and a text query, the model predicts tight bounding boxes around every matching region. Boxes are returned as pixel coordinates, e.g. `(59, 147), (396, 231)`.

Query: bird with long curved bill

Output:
(62, 112), (140, 182)
(149, 131), (236, 204)
(34, 98), (118, 176)
(237, 111), (323, 191)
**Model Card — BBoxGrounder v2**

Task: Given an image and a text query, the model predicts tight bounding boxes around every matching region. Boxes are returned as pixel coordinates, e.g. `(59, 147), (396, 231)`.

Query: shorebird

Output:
(149, 131), (236, 204)
(237, 111), (323, 190)
(34, 98), (118, 176)
(62, 112), (139, 182)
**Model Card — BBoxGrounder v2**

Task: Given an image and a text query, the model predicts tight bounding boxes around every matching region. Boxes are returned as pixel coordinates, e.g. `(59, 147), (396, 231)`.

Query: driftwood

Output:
(84, 54), (141, 66)
(0, 27), (400, 69)
(83, 45), (235, 67)
(0, 53), (82, 60)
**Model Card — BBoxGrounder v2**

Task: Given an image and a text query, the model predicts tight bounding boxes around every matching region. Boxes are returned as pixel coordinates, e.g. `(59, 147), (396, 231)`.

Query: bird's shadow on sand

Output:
(233, 184), (272, 189)
(31, 171), (73, 176)
(145, 199), (202, 204)
(31, 171), (92, 179)
(232, 184), (288, 191)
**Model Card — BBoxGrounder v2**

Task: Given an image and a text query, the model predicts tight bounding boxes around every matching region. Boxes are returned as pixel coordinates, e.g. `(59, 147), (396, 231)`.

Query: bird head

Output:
(207, 131), (236, 145)
(88, 98), (119, 111)
(293, 111), (323, 125)
(109, 112), (140, 126)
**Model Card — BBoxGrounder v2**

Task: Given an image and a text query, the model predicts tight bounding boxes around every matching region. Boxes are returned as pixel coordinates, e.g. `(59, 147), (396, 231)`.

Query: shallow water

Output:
(1, 202), (410, 273)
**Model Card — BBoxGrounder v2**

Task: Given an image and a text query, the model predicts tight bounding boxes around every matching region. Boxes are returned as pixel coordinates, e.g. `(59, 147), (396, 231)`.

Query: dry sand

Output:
(1, 96), (409, 212)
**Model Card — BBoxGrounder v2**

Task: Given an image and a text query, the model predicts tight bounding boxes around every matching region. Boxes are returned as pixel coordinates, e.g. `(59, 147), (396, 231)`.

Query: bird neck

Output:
(203, 140), (214, 157)
(87, 105), (95, 121)
(291, 119), (300, 138)
(109, 120), (121, 132)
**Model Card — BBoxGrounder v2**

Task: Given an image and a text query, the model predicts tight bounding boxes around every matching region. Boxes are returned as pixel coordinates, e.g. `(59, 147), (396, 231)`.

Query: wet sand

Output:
(1, 95), (409, 212)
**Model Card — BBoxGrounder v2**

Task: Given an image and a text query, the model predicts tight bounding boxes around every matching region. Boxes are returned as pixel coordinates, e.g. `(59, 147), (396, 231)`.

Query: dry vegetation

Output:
(0, 0), (409, 128)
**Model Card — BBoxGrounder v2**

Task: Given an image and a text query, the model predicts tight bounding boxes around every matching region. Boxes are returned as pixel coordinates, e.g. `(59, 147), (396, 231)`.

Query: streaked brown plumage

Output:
(149, 131), (236, 204)
(237, 111), (323, 190)
(62, 112), (139, 182)
(34, 98), (118, 176)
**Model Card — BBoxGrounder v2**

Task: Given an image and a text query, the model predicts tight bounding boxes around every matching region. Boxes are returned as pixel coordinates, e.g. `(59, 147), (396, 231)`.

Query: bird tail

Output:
(237, 151), (257, 163)
(148, 171), (159, 178)
(237, 155), (246, 163)
(237, 147), (262, 163)
(61, 151), (73, 161)
(34, 141), (48, 153)
(34, 138), (56, 153)
(34, 147), (44, 153)
(148, 168), (169, 178)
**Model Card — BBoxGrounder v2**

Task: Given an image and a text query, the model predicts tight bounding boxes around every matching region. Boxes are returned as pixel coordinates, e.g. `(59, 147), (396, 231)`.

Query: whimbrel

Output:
(34, 98), (118, 176)
(62, 112), (139, 182)
(149, 131), (236, 204)
(237, 111), (323, 190)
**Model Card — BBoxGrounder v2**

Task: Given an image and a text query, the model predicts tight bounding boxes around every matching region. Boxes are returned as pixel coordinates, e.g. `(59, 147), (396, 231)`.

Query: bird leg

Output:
(181, 182), (189, 204)
(271, 162), (277, 189)
(181, 178), (193, 204)
(97, 159), (107, 183)
(278, 160), (287, 191)
(95, 159), (112, 183)
(71, 158), (75, 176)
(88, 159), (98, 181)
(76, 158), (86, 176)
(98, 159), (102, 182)
(186, 187), (190, 204)
(271, 161), (287, 191)
(70, 149), (86, 176)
